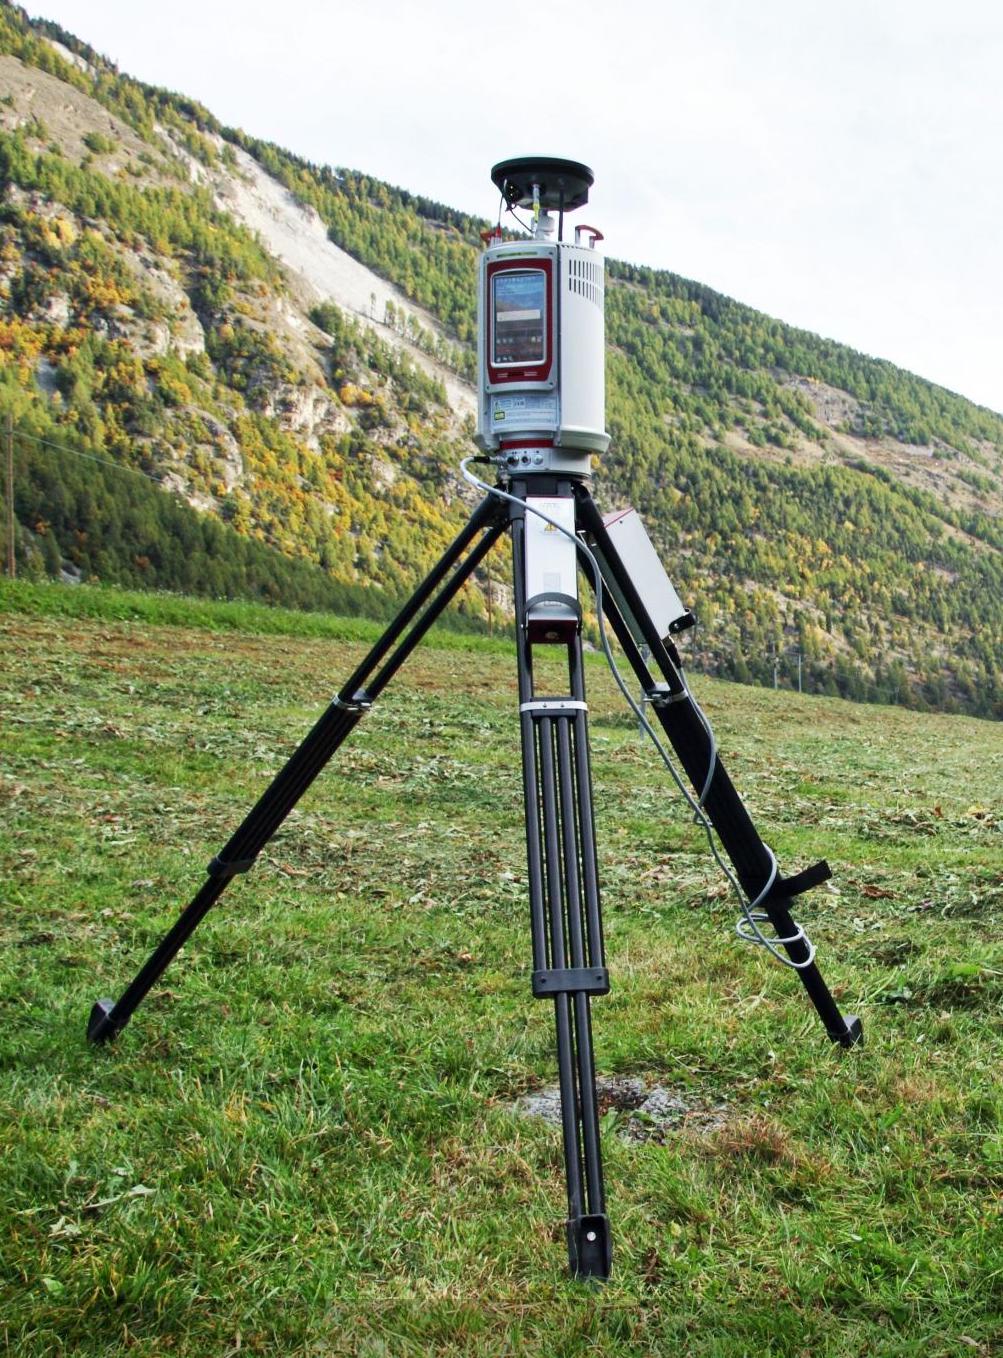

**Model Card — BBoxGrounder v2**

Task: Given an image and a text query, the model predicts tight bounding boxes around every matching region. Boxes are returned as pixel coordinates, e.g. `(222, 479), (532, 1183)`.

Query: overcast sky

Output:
(27, 0), (1003, 415)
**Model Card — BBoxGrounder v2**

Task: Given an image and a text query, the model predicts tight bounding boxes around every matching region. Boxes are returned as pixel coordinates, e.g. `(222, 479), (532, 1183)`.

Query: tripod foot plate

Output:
(567, 1213), (611, 1280)
(87, 999), (120, 1044)
(830, 1014), (863, 1048)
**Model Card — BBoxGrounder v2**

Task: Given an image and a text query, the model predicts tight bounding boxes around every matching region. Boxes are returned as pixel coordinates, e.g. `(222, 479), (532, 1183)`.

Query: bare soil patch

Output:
(513, 1075), (729, 1143)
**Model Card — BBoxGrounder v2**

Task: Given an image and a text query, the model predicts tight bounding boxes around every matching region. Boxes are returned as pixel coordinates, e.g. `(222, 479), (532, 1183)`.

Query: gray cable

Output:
(15, 427), (166, 484)
(459, 456), (816, 970)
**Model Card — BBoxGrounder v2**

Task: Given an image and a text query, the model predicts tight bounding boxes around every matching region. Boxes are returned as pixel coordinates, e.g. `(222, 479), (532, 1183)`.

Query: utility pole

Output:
(5, 411), (14, 580)
(797, 649), (803, 694)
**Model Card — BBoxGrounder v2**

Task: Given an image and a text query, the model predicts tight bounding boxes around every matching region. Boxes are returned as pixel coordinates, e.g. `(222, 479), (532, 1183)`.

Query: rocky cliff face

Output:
(0, 33), (486, 613)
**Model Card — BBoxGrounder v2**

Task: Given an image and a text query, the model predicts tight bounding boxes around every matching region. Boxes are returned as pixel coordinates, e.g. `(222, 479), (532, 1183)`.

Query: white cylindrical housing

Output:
(475, 238), (608, 476)
(558, 244), (606, 455)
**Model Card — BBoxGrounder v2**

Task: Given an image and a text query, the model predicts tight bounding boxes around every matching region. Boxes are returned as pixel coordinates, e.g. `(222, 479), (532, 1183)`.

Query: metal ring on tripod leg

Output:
(331, 693), (372, 713)
(521, 700), (588, 716)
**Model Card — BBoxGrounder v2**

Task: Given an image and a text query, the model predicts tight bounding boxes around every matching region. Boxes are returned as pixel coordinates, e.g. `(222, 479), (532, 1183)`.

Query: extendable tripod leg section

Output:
(576, 487), (862, 1050)
(87, 495), (507, 1043)
(510, 483), (612, 1280)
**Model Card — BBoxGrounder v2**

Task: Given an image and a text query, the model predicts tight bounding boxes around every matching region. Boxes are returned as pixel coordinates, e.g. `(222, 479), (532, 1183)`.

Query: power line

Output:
(3, 417), (172, 578)
(13, 425), (167, 486)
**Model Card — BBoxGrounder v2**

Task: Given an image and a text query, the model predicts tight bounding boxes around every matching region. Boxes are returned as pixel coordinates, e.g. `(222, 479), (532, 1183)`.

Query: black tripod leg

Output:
(575, 488), (861, 1049)
(511, 491), (612, 1280)
(88, 496), (506, 1043)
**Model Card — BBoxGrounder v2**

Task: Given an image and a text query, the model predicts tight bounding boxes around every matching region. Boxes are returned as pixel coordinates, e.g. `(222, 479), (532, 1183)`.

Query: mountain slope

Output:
(1, 2), (1001, 714)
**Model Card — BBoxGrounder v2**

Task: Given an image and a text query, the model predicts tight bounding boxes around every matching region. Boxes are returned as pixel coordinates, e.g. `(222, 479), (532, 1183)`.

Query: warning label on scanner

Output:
(491, 393), (558, 426)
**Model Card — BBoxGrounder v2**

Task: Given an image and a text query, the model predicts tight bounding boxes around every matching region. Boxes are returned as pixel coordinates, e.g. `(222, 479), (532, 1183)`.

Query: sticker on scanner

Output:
(490, 394), (558, 429)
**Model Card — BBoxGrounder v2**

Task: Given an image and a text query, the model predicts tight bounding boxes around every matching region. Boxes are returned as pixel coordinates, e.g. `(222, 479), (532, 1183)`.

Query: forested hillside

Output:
(1, 1), (1001, 714)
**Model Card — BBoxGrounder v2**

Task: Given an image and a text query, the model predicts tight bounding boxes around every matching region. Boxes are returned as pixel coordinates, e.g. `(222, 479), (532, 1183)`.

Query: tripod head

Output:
(476, 156), (609, 479)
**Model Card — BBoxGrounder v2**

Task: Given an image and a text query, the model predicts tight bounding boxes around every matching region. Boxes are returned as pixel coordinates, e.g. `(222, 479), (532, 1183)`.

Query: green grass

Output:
(0, 580), (514, 651)
(1, 587), (1002, 1356)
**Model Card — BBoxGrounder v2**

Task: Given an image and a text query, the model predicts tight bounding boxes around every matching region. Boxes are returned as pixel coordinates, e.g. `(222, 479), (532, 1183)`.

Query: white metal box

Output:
(600, 507), (692, 643)
(524, 497), (579, 642)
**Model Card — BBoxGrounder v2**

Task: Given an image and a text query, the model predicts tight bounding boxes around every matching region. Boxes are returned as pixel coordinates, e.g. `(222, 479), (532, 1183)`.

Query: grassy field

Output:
(2, 582), (1002, 1356)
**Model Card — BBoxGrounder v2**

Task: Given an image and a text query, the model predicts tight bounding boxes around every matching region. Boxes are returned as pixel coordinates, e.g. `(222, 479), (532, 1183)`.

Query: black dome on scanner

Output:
(490, 157), (593, 212)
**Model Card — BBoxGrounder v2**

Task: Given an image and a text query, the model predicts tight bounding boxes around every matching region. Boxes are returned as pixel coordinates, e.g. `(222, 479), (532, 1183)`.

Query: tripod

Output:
(88, 472), (862, 1281)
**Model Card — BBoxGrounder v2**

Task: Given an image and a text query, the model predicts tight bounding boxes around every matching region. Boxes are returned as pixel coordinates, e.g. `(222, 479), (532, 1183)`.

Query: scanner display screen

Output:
(492, 270), (546, 365)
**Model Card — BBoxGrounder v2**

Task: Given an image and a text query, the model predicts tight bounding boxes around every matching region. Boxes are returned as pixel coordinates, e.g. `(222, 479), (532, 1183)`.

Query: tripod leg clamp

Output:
(646, 682), (688, 708)
(332, 690), (372, 713)
(532, 967), (609, 997)
(207, 856), (256, 879)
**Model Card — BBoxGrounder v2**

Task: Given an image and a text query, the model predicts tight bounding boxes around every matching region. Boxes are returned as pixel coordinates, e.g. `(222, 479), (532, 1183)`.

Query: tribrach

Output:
(87, 156), (862, 1283)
